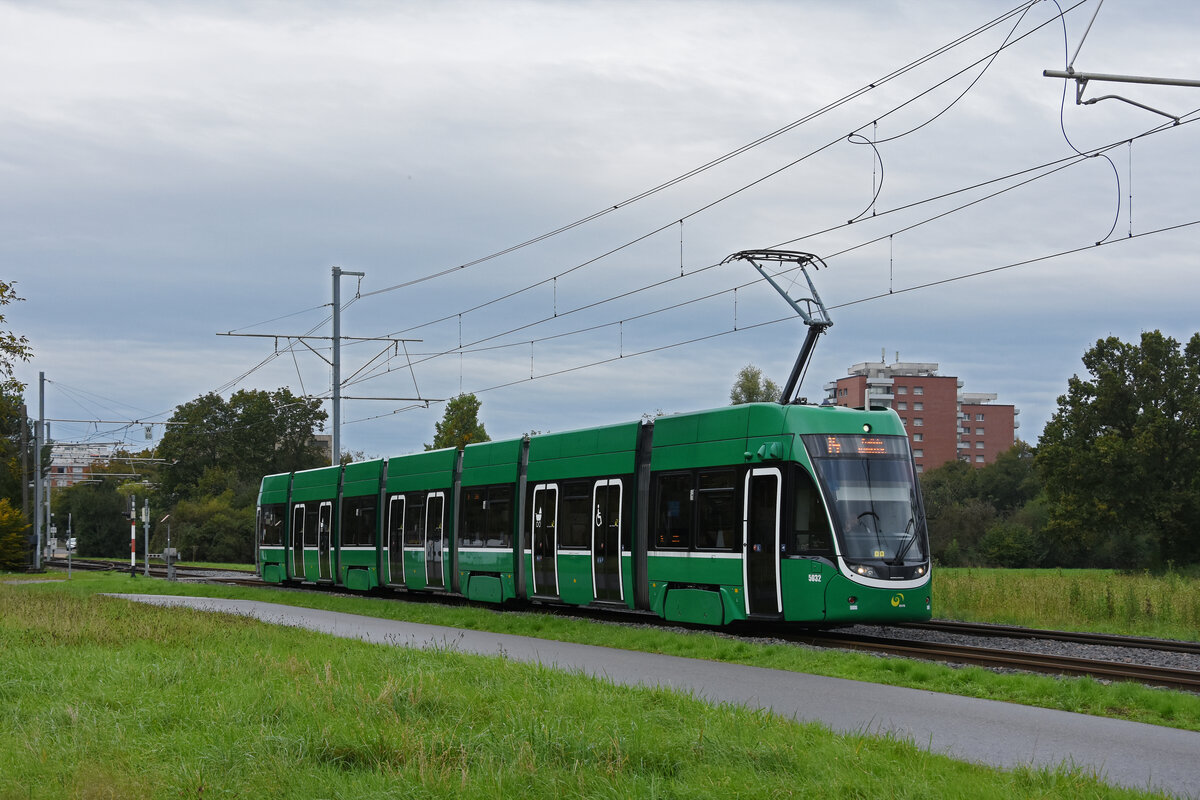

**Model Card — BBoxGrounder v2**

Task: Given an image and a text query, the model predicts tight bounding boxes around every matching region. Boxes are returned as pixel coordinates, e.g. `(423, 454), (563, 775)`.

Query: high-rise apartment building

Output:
(825, 359), (1017, 472)
(48, 443), (108, 488)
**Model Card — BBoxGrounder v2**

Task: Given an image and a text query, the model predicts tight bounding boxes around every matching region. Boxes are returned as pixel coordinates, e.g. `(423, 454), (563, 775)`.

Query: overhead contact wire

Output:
(440, 217), (1200, 403)
(346, 111), (1197, 388)
(371, 0), (1085, 344)
(349, 0), (1046, 304)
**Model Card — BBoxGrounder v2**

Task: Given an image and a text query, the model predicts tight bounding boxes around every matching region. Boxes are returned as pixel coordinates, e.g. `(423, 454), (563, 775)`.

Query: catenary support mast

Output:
(332, 266), (365, 466)
(220, 269), (434, 465)
(33, 372), (44, 569)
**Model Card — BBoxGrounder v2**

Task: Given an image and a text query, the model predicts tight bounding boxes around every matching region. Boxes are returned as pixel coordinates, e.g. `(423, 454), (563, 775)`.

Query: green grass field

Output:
(934, 567), (1200, 641)
(7, 568), (1200, 734)
(7, 568), (1200, 736)
(0, 579), (1171, 799)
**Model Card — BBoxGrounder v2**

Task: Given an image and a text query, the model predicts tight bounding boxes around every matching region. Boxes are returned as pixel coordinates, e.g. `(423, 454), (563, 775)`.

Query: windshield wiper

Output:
(889, 517), (916, 566)
(889, 489), (923, 566)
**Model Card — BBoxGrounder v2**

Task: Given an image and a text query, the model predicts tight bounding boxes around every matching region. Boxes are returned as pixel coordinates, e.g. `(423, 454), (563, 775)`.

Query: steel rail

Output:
(801, 630), (1200, 693)
(41, 558), (255, 579)
(902, 619), (1200, 656)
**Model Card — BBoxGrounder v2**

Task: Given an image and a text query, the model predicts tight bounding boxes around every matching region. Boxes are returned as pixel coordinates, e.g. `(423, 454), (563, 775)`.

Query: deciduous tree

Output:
(0, 281), (31, 398)
(974, 441), (1039, 516)
(157, 392), (234, 499)
(233, 388), (327, 477)
(170, 490), (256, 564)
(919, 443), (1047, 567)
(0, 498), (29, 570)
(0, 282), (34, 566)
(426, 394), (490, 451)
(55, 480), (128, 558)
(729, 364), (780, 405)
(158, 388), (326, 501)
(1037, 330), (1200, 568)
(153, 387), (326, 562)
(0, 394), (34, 515)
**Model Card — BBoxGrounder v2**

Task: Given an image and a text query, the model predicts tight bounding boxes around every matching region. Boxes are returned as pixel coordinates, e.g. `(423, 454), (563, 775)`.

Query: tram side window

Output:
(303, 504), (319, 547)
(462, 485), (514, 547)
(485, 486), (513, 547)
(259, 503), (285, 545)
(291, 505), (305, 546)
(654, 473), (692, 549)
(695, 470), (737, 551)
(559, 481), (591, 549)
(788, 467), (833, 555)
(340, 495), (378, 547)
(404, 494), (425, 546)
(461, 488), (487, 547)
(386, 495), (405, 546)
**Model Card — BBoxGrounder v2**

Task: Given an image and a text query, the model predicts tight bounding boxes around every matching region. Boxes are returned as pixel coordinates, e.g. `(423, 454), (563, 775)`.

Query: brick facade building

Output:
(48, 443), (107, 488)
(825, 359), (1017, 473)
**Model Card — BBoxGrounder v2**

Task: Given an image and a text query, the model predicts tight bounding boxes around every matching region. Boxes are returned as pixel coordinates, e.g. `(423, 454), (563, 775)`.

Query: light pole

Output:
(161, 514), (174, 581)
(143, 498), (150, 577)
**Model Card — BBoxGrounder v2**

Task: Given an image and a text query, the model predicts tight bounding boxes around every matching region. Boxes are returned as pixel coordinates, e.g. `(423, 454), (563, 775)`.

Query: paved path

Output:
(116, 594), (1199, 798)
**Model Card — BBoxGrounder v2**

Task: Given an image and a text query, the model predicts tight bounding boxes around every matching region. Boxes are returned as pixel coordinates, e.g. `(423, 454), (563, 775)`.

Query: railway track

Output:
(37, 562), (1200, 691)
(786, 628), (1200, 693)
(902, 619), (1200, 656)
(42, 558), (255, 581)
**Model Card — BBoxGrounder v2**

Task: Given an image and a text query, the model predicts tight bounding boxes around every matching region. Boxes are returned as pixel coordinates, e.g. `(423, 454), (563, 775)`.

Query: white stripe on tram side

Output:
(647, 551), (742, 559)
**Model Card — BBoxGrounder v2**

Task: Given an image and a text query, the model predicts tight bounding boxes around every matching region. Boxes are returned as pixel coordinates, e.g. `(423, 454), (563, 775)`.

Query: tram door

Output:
(386, 495), (405, 586)
(425, 492), (445, 588)
(592, 480), (622, 602)
(317, 501), (333, 581)
(531, 484), (558, 596)
(291, 504), (306, 579)
(744, 468), (782, 615)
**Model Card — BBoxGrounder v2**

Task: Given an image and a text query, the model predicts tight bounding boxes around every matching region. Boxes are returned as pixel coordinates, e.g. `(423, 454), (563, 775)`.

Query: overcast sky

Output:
(5, 0), (1198, 460)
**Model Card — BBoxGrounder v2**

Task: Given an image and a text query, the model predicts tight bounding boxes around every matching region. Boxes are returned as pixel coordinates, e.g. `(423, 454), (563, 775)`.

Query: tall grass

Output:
(935, 568), (1200, 640)
(0, 583), (1167, 799)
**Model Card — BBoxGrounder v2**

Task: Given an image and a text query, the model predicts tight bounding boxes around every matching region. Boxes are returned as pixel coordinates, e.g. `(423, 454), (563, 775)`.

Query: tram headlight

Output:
(853, 564), (878, 578)
(916, 565), (925, 576)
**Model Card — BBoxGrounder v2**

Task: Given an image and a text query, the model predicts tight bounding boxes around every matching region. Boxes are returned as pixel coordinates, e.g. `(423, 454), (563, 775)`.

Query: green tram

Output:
(257, 402), (932, 626)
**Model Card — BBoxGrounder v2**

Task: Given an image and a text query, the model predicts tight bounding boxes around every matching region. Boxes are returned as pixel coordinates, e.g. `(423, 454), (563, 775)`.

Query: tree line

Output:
(918, 330), (1200, 571)
(48, 390), (329, 564)
(0, 282), (34, 570)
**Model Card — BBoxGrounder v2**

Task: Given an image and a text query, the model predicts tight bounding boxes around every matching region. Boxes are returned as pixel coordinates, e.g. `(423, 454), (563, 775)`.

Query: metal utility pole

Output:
(219, 269), (433, 465)
(332, 266), (364, 466)
(129, 494), (137, 574)
(162, 514), (175, 581)
(721, 250), (833, 405)
(143, 498), (150, 577)
(44, 422), (51, 563)
(33, 372), (44, 570)
(20, 402), (27, 521)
